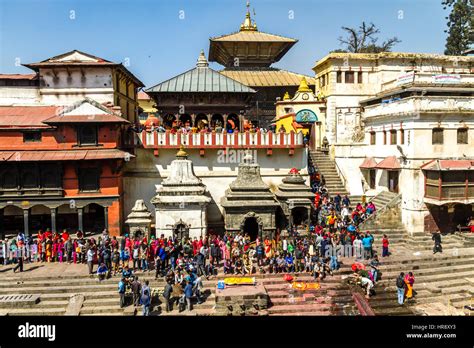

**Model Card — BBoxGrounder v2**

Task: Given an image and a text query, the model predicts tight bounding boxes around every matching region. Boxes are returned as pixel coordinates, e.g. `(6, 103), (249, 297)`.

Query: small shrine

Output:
(151, 146), (211, 240)
(275, 168), (313, 229)
(220, 152), (280, 240)
(125, 199), (153, 239)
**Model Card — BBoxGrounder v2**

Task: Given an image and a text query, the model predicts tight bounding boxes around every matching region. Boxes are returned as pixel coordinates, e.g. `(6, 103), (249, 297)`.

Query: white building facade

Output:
(313, 52), (474, 234)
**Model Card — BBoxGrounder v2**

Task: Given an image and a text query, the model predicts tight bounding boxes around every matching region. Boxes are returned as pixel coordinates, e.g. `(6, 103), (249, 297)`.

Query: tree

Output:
(443, 0), (473, 55)
(336, 22), (401, 53)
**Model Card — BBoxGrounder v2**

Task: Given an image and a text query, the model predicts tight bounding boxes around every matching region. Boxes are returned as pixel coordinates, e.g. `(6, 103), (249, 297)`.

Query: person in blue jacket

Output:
(285, 253), (294, 273)
(184, 280), (194, 312)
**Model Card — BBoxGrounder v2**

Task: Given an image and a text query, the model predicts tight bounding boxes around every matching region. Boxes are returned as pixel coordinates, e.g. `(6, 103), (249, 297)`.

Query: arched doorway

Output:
(179, 113), (192, 127)
(211, 113), (224, 129)
(194, 113), (208, 130)
(163, 114), (176, 129)
(173, 220), (189, 241)
(243, 217), (259, 241)
(291, 206), (308, 226)
(83, 203), (105, 234)
(30, 204), (52, 232)
(227, 113), (240, 132)
(2, 205), (23, 235)
(57, 203), (78, 233)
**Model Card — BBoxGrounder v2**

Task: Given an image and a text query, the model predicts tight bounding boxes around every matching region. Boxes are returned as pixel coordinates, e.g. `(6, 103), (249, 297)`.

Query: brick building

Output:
(0, 50), (144, 237)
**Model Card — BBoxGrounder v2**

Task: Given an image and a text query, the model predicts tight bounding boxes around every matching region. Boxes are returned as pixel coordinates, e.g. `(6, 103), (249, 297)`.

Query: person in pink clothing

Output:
(219, 239), (226, 262)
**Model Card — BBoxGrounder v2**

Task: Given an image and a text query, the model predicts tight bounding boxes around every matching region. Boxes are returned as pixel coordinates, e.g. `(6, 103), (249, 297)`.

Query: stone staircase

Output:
(357, 217), (474, 315)
(0, 268), (360, 316)
(309, 150), (347, 195)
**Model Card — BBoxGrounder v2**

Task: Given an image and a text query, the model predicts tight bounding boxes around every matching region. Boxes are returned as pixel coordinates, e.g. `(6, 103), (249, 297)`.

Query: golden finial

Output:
(283, 91), (291, 100)
(196, 49), (209, 68)
(176, 145), (188, 158)
(297, 77), (312, 93)
(240, 1), (258, 31)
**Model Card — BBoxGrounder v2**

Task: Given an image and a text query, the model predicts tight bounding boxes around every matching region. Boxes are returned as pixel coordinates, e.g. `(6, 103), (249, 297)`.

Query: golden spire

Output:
(176, 145), (188, 158)
(196, 49), (209, 68)
(240, 1), (258, 31)
(283, 91), (291, 100)
(297, 77), (312, 93)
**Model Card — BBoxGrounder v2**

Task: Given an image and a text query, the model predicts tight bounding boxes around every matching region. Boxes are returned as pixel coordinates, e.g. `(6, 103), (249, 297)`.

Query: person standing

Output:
(382, 234), (390, 257)
(404, 272), (415, 300)
(184, 280), (193, 312)
(131, 276), (142, 307)
(432, 231), (442, 254)
(86, 247), (95, 275)
(396, 272), (407, 305)
(13, 242), (24, 273)
(163, 281), (173, 312)
(118, 278), (126, 308)
(140, 280), (151, 316)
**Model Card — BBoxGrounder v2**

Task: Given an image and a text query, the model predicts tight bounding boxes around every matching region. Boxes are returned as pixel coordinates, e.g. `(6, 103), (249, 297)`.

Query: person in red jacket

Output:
(382, 234), (390, 257)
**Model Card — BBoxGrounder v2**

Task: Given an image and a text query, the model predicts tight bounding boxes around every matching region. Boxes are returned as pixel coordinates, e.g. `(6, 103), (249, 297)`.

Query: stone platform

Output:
(215, 283), (269, 316)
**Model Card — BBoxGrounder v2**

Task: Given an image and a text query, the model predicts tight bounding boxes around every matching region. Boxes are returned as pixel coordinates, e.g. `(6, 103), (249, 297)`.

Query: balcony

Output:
(363, 96), (474, 119)
(136, 130), (304, 156)
(380, 72), (474, 92)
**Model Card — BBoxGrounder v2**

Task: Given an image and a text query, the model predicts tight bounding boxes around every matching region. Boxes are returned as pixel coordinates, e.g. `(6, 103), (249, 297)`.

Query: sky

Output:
(0, 0), (450, 87)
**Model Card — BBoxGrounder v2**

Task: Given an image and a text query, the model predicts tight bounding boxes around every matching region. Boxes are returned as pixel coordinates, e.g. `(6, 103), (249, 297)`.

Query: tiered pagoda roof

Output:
(208, 2), (297, 68)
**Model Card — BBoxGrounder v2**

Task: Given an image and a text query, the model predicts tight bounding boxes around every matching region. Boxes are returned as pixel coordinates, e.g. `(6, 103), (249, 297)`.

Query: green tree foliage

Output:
(336, 22), (401, 53)
(443, 0), (473, 55)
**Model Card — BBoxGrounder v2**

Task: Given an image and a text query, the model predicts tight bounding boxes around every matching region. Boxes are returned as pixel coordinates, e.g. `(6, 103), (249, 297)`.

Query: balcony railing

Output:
(136, 130), (304, 152)
(363, 96), (474, 119)
(380, 72), (474, 92)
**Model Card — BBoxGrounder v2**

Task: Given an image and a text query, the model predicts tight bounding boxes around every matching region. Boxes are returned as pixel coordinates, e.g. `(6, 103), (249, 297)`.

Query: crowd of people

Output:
(0, 163), (415, 313)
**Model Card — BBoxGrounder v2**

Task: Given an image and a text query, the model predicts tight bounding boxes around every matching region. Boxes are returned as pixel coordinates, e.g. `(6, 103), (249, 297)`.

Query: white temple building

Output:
(151, 146), (211, 239)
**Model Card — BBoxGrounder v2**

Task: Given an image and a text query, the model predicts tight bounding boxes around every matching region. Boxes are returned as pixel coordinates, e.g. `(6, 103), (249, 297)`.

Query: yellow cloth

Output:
(405, 281), (413, 298)
(223, 277), (255, 285)
(290, 282), (321, 291)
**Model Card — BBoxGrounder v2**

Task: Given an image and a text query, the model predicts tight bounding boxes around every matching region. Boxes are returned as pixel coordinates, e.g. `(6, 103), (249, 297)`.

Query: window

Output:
(345, 71), (354, 83)
(78, 125), (98, 146)
(432, 128), (444, 144)
(400, 129), (405, 145)
(321, 75), (326, 87)
(23, 131), (42, 142)
(383, 130), (387, 145)
(1, 170), (17, 189)
(370, 131), (376, 145)
(78, 168), (100, 192)
(457, 128), (468, 144)
(357, 71), (363, 83)
(336, 71), (342, 83)
(390, 130), (397, 145)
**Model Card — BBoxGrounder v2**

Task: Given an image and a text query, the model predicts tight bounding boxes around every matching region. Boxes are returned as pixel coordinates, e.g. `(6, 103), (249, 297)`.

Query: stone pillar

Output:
(307, 207), (311, 227)
(289, 207), (293, 226)
(51, 208), (57, 233)
(78, 208), (83, 232)
(0, 208), (4, 239)
(104, 206), (109, 230)
(23, 209), (29, 236)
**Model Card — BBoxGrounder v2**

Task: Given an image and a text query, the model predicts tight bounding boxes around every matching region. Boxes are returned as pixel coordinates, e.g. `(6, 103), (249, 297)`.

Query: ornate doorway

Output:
(240, 212), (262, 241)
(173, 219), (190, 240)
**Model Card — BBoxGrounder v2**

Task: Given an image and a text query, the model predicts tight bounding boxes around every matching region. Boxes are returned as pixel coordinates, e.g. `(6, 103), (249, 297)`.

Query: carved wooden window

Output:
(345, 71), (354, 84)
(78, 167), (100, 192)
(457, 128), (468, 144)
(432, 128), (444, 145)
(78, 125), (98, 146)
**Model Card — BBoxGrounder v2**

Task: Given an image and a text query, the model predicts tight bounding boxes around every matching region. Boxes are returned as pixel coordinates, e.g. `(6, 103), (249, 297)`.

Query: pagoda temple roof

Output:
(146, 51), (256, 94)
(211, 30), (296, 43)
(219, 68), (316, 87)
(208, 3), (297, 67)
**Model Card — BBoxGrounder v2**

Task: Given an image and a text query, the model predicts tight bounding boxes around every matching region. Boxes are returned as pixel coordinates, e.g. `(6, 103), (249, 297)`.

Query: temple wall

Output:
(123, 148), (309, 231)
